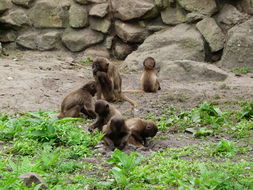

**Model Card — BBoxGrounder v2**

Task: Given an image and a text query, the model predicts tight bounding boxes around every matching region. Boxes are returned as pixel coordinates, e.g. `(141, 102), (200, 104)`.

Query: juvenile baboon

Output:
(141, 57), (161, 93)
(58, 81), (97, 119)
(102, 116), (130, 150)
(92, 57), (138, 108)
(126, 118), (158, 147)
(89, 100), (122, 131)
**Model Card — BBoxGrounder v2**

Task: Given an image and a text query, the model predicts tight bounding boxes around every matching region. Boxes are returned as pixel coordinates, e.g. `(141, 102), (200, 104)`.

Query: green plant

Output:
(213, 139), (237, 156)
(231, 67), (250, 74)
(79, 57), (93, 66)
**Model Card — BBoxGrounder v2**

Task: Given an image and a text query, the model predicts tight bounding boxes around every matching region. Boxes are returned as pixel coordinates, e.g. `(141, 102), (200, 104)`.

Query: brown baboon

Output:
(58, 81), (97, 119)
(126, 118), (158, 147)
(102, 116), (130, 150)
(89, 100), (121, 132)
(92, 57), (138, 108)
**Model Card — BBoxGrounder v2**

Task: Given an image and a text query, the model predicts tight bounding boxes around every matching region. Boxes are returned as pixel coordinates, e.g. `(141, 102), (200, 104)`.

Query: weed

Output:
(79, 57), (93, 66)
(231, 67), (250, 75)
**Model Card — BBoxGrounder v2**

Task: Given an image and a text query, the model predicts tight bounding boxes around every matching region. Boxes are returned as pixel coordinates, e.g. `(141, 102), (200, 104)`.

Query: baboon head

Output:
(92, 57), (110, 75)
(95, 100), (110, 116)
(143, 57), (156, 70)
(83, 81), (97, 96)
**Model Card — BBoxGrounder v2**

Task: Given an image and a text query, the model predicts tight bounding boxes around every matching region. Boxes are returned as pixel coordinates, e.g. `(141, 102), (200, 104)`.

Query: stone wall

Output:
(0, 0), (253, 70)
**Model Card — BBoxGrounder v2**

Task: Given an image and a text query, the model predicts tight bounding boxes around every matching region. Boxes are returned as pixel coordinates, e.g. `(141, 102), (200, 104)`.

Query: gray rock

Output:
(237, 0), (253, 15)
(161, 5), (186, 25)
(115, 20), (149, 43)
(216, 4), (249, 30)
(111, 0), (155, 21)
(124, 24), (204, 71)
(186, 12), (206, 23)
(29, 0), (68, 28)
(159, 60), (228, 81)
(17, 31), (61, 50)
(0, 9), (29, 27)
(0, 42), (2, 54)
(89, 17), (111, 33)
(11, 0), (34, 8)
(89, 3), (108, 18)
(196, 17), (225, 52)
(144, 17), (168, 32)
(177, 0), (217, 15)
(103, 35), (114, 49)
(154, 0), (170, 9)
(113, 41), (134, 60)
(19, 172), (47, 189)
(74, 0), (88, 4)
(84, 45), (110, 58)
(0, 0), (11, 13)
(62, 29), (104, 52)
(0, 30), (17, 42)
(88, 0), (107, 3)
(69, 4), (88, 28)
(221, 18), (253, 70)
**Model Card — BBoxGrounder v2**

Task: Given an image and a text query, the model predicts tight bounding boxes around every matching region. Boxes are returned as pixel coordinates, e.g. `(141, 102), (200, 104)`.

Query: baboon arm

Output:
(131, 131), (144, 145)
(90, 118), (104, 131)
(83, 102), (96, 119)
(103, 136), (115, 150)
(96, 83), (102, 100)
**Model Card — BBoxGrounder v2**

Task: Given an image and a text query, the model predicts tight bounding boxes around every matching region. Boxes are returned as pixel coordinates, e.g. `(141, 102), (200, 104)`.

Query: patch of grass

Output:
(231, 67), (250, 75)
(79, 57), (93, 66)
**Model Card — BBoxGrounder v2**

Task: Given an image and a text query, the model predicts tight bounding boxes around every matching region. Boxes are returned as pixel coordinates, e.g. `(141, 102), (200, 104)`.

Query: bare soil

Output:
(0, 50), (252, 156)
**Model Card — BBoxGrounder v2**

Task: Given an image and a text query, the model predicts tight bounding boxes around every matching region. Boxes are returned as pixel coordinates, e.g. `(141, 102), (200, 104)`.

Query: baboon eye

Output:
(146, 125), (152, 129)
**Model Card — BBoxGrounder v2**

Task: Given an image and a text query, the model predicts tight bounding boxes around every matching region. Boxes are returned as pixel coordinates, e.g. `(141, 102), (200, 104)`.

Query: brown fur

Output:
(102, 116), (130, 150)
(141, 57), (161, 93)
(126, 118), (158, 147)
(92, 57), (138, 108)
(89, 100), (122, 131)
(58, 81), (97, 119)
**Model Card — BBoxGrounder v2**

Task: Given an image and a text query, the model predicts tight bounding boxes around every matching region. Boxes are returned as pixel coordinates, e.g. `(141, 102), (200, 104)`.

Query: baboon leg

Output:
(64, 105), (81, 118)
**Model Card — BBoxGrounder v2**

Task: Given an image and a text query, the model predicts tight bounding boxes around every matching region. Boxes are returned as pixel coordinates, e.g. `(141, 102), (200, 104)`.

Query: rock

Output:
(144, 17), (167, 32)
(154, 0), (170, 10)
(17, 31), (60, 50)
(0, 9), (29, 27)
(237, 0), (253, 15)
(111, 0), (155, 21)
(0, 0), (11, 13)
(62, 29), (104, 52)
(186, 12), (206, 23)
(124, 24), (204, 70)
(177, 0), (217, 15)
(196, 17), (225, 52)
(221, 18), (253, 70)
(29, 0), (68, 28)
(88, 0), (107, 3)
(103, 35), (114, 49)
(69, 4), (88, 28)
(0, 42), (2, 54)
(159, 60), (228, 81)
(89, 3), (108, 18)
(113, 41), (134, 60)
(115, 20), (149, 43)
(11, 0), (34, 8)
(216, 4), (249, 31)
(89, 17), (111, 33)
(0, 30), (17, 42)
(83, 45), (110, 58)
(19, 172), (47, 189)
(161, 5), (187, 25)
(74, 0), (88, 4)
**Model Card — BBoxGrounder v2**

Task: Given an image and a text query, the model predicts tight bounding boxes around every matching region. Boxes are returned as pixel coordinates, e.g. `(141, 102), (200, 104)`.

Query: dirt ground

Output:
(0, 50), (252, 155)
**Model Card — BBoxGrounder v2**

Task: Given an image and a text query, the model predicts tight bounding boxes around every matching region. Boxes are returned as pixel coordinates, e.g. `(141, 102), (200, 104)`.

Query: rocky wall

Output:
(0, 0), (253, 70)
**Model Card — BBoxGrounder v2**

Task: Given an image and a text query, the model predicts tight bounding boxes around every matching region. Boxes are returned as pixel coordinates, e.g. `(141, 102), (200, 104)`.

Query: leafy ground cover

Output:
(0, 102), (252, 189)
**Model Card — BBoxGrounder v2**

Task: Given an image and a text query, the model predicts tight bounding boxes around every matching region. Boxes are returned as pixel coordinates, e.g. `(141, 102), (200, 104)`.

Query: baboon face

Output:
(144, 121), (158, 137)
(143, 57), (156, 70)
(92, 57), (110, 75)
(95, 100), (110, 116)
(84, 81), (97, 96)
(110, 116), (124, 131)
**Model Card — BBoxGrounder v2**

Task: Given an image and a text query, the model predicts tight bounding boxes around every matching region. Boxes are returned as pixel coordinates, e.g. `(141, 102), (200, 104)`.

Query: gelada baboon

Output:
(126, 118), (158, 147)
(92, 57), (138, 108)
(123, 57), (161, 93)
(58, 81), (97, 119)
(102, 116), (130, 150)
(89, 100), (121, 131)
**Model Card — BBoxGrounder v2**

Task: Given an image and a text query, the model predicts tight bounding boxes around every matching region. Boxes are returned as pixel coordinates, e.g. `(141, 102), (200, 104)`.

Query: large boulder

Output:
(29, 0), (68, 28)
(113, 41), (134, 60)
(0, 30), (17, 42)
(159, 60), (228, 82)
(221, 19), (253, 70)
(0, 0), (11, 13)
(237, 0), (253, 15)
(62, 29), (104, 52)
(11, 0), (34, 8)
(177, 0), (217, 15)
(161, 5), (186, 25)
(89, 3), (108, 18)
(88, 0), (107, 3)
(89, 17), (111, 33)
(69, 4), (88, 28)
(111, 0), (155, 21)
(115, 20), (149, 43)
(0, 9), (30, 27)
(16, 31), (61, 50)
(216, 4), (249, 31)
(74, 0), (88, 4)
(196, 17), (225, 52)
(124, 24), (204, 70)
